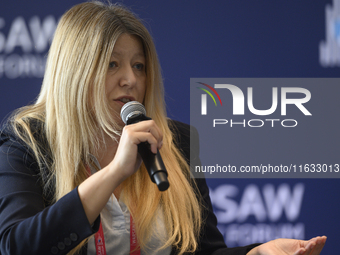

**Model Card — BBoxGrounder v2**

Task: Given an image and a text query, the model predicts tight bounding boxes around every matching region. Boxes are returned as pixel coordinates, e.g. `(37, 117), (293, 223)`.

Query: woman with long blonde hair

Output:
(0, 1), (326, 255)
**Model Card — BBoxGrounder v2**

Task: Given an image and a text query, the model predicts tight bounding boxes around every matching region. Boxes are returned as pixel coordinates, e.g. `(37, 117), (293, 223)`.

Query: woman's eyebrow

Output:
(110, 51), (145, 58)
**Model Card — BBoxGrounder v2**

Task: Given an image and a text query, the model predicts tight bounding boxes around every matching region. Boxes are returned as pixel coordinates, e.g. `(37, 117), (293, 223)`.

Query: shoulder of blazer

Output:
(0, 119), (55, 205)
(168, 119), (191, 162)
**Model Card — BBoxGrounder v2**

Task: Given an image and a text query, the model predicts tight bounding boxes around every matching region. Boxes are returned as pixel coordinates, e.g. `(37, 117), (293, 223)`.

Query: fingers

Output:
(296, 236), (327, 255)
(135, 132), (160, 154)
(304, 239), (317, 255)
(109, 120), (162, 178)
(293, 248), (306, 255)
(309, 236), (327, 255)
(122, 120), (163, 153)
(292, 244), (315, 255)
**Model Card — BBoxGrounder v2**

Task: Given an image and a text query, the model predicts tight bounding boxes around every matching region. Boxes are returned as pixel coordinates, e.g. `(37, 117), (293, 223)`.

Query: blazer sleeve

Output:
(169, 120), (260, 255)
(0, 129), (100, 255)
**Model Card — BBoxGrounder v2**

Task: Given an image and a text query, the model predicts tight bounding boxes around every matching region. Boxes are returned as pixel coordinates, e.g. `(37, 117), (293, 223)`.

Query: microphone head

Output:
(120, 101), (146, 124)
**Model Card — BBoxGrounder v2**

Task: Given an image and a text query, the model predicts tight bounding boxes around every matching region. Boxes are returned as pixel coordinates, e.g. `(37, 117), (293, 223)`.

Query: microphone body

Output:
(121, 102), (169, 191)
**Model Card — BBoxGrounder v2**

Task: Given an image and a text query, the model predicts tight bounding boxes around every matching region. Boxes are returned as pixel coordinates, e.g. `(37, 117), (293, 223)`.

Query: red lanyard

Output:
(130, 215), (140, 255)
(86, 165), (140, 255)
(94, 223), (106, 255)
(94, 215), (140, 255)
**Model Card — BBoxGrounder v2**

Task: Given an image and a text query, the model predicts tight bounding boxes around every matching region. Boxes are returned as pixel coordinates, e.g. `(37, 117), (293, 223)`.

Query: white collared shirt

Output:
(87, 156), (171, 255)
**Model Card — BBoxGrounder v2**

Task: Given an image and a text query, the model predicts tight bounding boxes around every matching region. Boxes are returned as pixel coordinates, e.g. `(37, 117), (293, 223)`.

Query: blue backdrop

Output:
(0, 0), (339, 253)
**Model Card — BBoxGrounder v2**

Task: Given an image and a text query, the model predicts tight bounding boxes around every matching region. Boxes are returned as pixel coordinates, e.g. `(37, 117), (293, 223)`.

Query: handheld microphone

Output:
(120, 101), (169, 191)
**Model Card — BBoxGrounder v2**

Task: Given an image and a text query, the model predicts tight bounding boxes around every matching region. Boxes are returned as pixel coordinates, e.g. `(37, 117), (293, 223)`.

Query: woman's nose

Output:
(119, 66), (136, 87)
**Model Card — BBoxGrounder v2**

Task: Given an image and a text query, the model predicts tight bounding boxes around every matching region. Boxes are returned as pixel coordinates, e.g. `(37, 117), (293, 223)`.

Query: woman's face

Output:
(105, 33), (146, 125)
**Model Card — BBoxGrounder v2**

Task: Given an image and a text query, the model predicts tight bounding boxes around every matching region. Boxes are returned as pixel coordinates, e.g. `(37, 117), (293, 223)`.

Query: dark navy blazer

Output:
(0, 120), (259, 255)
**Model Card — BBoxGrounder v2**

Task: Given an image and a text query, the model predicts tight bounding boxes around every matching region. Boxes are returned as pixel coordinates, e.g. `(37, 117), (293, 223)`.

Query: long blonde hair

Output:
(10, 1), (202, 254)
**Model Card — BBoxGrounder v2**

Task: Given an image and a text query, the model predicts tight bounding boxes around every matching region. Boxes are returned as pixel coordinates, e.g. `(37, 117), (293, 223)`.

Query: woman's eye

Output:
(134, 63), (144, 71)
(109, 61), (117, 68)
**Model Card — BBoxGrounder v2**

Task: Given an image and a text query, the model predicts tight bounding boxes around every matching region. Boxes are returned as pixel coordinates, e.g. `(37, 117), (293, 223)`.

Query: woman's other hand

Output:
(247, 236), (327, 255)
